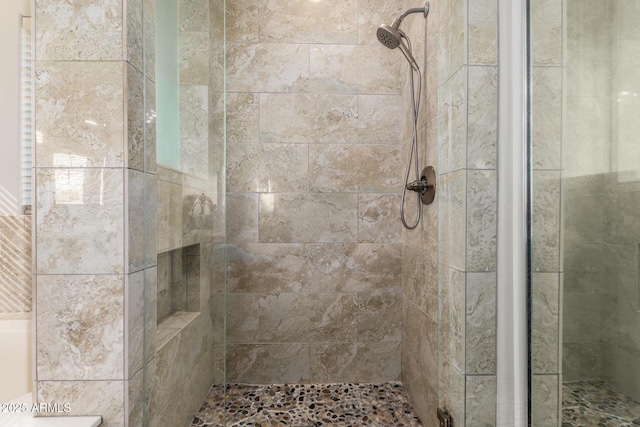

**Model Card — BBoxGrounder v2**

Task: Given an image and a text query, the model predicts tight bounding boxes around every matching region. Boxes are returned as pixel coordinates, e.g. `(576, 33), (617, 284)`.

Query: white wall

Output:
(0, 0), (30, 215)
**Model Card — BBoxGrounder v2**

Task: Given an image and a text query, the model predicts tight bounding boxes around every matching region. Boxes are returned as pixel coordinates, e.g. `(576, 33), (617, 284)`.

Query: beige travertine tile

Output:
(258, 293), (357, 342)
(465, 375), (496, 426)
(402, 245), (431, 315)
(226, 343), (311, 383)
(531, 374), (559, 426)
(258, 0), (357, 44)
(35, 0), (123, 60)
(226, 43), (309, 93)
(530, 0), (562, 65)
(157, 179), (183, 252)
(127, 169), (145, 273)
(180, 32), (209, 85)
(357, 45), (404, 95)
(468, 0), (497, 65)
(226, 0), (259, 42)
(466, 170), (496, 272)
(127, 367), (144, 427)
(37, 380), (124, 425)
(180, 85), (208, 139)
(465, 273), (496, 374)
(437, 356), (466, 426)
(227, 193), (259, 243)
(532, 273), (559, 374)
(309, 342), (400, 382)
(144, 174), (158, 268)
(36, 169), (124, 275)
(35, 61), (124, 168)
(144, 266), (157, 363)
(259, 193), (357, 243)
(126, 0), (143, 71)
(357, 0), (407, 45)
(532, 170), (560, 272)
(438, 66), (466, 174)
(226, 293), (260, 343)
(467, 66), (497, 169)
(126, 270), (145, 378)
(309, 144), (402, 193)
(180, 139), (209, 178)
(357, 95), (403, 143)
(226, 242), (400, 294)
(36, 275), (124, 380)
(127, 64), (145, 171)
(403, 299), (437, 381)
(357, 292), (401, 342)
(357, 194), (402, 243)
(226, 93), (259, 143)
(143, 0), (156, 81)
(152, 315), (209, 411)
(438, 0), (465, 81)
(226, 243), (308, 293)
(259, 93), (358, 143)
(306, 243), (401, 293)
(403, 346), (438, 425)
(227, 143), (309, 193)
(144, 78), (157, 174)
(180, 0), (209, 31)
(532, 66), (562, 170)
(308, 45), (359, 94)
(439, 264), (465, 373)
(439, 170), (466, 271)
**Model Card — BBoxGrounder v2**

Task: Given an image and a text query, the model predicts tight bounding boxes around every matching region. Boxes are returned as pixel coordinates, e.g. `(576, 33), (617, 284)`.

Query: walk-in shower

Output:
(17, 0), (639, 425)
(377, 2), (435, 230)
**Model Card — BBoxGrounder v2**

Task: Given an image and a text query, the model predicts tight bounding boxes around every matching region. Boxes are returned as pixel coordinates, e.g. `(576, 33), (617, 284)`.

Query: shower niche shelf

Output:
(156, 243), (201, 349)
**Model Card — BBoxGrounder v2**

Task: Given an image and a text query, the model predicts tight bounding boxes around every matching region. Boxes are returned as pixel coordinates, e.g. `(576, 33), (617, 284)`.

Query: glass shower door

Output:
(529, 1), (640, 425)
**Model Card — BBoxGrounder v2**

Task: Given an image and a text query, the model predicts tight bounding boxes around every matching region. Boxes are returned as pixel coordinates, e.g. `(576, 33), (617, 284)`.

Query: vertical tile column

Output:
(33, 0), (156, 425)
(434, 0), (499, 425)
(529, 0), (564, 425)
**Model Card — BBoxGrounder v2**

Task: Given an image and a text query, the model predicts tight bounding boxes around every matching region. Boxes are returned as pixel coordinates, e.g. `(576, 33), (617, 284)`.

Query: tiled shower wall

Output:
(32, 0), (224, 425)
(33, 0), (158, 423)
(400, 0), (438, 423)
(401, 0), (499, 425)
(223, 0), (407, 383)
(529, 0), (564, 424)
(402, 0), (498, 426)
(0, 215), (31, 313)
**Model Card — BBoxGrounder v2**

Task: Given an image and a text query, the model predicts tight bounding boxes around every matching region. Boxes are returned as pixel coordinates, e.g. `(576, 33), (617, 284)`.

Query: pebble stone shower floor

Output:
(563, 380), (640, 427)
(191, 382), (423, 426)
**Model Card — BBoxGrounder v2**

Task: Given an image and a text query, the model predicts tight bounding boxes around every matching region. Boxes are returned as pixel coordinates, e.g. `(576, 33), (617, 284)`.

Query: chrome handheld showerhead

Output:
(376, 1), (429, 71)
(376, 25), (420, 71)
(376, 24), (401, 49)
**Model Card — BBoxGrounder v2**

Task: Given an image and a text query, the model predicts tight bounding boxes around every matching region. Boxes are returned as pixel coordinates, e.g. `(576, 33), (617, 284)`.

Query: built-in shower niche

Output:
(156, 243), (201, 349)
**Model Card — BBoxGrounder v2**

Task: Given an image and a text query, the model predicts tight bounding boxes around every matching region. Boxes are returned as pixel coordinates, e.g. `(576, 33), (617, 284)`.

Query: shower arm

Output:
(390, 3), (430, 30)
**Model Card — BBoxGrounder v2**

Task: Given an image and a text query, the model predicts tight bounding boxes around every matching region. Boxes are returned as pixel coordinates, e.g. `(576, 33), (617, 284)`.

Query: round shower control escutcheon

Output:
(420, 166), (436, 205)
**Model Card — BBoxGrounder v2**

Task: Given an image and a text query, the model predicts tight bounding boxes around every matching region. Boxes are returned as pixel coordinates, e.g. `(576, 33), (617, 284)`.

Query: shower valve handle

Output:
(406, 166), (437, 206)
(406, 179), (432, 193)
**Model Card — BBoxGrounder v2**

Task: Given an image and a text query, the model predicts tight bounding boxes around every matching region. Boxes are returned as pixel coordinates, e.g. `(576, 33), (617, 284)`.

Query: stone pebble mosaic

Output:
(191, 382), (423, 426)
(563, 380), (640, 427)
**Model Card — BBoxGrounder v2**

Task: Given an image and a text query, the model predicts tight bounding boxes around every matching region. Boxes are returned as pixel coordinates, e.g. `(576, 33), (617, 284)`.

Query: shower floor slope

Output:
(191, 382), (423, 426)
